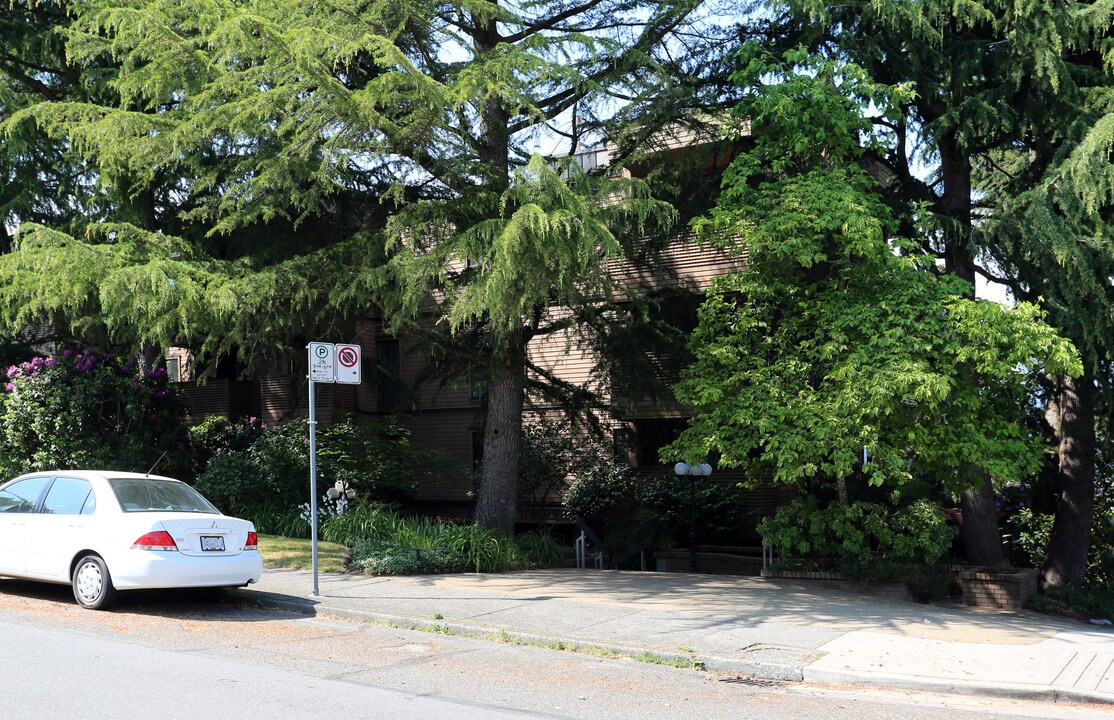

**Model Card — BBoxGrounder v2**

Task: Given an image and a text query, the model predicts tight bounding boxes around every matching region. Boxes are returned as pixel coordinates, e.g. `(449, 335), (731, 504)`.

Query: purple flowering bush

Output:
(0, 350), (191, 478)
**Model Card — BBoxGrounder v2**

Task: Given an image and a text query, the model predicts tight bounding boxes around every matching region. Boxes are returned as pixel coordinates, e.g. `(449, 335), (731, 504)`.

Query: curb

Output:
(230, 588), (806, 682)
(804, 666), (1114, 707)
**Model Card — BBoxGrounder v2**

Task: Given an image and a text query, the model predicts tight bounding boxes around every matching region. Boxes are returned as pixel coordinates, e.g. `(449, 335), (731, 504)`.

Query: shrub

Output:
(193, 415), (457, 521)
(563, 463), (642, 526)
(878, 500), (956, 564)
(1012, 508), (1055, 567)
(1027, 585), (1114, 621)
(314, 415), (454, 504)
(193, 420), (307, 518)
(437, 523), (520, 573)
(758, 496), (956, 566)
(322, 503), (566, 574)
(192, 453), (261, 516)
(1011, 501), (1114, 591)
(350, 543), (468, 575)
(0, 350), (191, 478)
(320, 504), (404, 547)
(564, 461), (758, 554)
(515, 529), (570, 567)
(189, 415), (266, 474)
(249, 501), (310, 538)
(518, 420), (605, 523)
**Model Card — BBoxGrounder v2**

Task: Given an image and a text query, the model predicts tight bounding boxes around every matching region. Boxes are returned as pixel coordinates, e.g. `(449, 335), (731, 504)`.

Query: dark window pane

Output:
(376, 338), (401, 411)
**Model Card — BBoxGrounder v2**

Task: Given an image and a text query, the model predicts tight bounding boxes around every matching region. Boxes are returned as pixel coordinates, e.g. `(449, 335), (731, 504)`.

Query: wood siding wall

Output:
(181, 379), (256, 426)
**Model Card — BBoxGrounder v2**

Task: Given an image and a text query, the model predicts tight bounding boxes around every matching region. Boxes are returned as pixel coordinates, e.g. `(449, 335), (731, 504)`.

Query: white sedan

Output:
(0, 470), (263, 609)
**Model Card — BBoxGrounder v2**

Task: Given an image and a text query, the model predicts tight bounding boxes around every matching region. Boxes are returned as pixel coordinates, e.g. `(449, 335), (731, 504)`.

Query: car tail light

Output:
(245, 531), (258, 550)
(132, 531), (179, 551)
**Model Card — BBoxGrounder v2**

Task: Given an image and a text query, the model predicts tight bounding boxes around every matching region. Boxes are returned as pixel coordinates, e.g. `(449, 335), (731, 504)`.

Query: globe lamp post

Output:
(673, 461), (712, 572)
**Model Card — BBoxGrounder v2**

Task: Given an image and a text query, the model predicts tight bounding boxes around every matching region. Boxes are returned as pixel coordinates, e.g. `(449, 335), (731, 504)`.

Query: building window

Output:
(631, 418), (688, 467)
(165, 357), (181, 383)
(376, 338), (400, 412)
(613, 426), (635, 467)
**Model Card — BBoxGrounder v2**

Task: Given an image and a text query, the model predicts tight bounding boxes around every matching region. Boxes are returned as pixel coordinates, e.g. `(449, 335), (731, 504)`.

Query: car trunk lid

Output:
(155, 515), (253, 557)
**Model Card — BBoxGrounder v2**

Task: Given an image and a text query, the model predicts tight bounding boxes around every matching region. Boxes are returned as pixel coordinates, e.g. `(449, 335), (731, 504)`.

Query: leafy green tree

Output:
(744, 0), (1114, 580)
(665, 51), (1080, 563)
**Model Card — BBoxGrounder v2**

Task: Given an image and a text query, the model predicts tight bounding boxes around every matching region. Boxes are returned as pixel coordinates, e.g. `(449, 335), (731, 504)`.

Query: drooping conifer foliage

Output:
(0, 0), (737, 530)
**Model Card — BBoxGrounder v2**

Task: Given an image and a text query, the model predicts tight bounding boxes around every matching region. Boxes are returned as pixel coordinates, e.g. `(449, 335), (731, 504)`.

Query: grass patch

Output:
(400, 618), (705, 670)
(258, 534), (349, 574)
(632, 651), (705, 670)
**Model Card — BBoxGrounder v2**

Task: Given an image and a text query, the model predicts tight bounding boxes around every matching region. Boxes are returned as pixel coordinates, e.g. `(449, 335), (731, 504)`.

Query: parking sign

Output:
(308, 342), (335, 383)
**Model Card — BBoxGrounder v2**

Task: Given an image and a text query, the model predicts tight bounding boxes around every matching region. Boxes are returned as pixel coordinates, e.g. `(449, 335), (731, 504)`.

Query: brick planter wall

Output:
(654, 551), (764, 576)
(758, 568), (915, 603)
(954, 567), (1039, 610)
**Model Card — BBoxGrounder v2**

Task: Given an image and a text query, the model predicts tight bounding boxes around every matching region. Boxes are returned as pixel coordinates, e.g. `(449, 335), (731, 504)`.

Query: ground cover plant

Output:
(323, 504), (569, 575)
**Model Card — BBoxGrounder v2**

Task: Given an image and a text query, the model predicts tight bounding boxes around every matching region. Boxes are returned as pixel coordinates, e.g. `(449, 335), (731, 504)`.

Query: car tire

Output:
(72, 554), (117, 610)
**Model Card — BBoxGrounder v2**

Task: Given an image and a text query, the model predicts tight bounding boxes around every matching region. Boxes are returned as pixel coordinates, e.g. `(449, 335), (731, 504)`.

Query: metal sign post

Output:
(308, 377), (320, 597)
(305, 341), (361, 598)
(306, 342), (334, 597)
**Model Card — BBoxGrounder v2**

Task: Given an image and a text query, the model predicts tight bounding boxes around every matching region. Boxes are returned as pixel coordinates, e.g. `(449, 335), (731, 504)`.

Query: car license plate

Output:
(200, 535), (225, 552)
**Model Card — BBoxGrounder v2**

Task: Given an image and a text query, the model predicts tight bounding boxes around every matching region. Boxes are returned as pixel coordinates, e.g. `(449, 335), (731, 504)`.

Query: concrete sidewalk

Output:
(231, 567), (1114, 707)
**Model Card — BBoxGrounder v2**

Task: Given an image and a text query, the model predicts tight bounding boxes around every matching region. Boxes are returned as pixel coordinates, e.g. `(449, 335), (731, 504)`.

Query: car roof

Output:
(7, 470), (183, 483)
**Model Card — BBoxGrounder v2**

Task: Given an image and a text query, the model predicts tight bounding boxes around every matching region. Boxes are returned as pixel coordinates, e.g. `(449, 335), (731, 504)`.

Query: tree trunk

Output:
(474, 336), (525, 532)
(472, 15), (510, 187)
(936, 131), (1005, 566)
(938, 131), (976, 288)
(469, 11), (520, 533)
(135, 342), (162, 377)
(958, 471), (1004, 565)
(1041, 372), (1096, 589)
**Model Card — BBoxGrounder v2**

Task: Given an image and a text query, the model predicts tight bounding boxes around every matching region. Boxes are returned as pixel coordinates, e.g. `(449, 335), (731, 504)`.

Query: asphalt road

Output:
(0, 578), (1108, 720)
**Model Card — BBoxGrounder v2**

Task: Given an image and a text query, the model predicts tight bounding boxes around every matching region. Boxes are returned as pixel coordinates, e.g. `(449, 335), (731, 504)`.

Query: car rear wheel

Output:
(72, 555), (117, 610)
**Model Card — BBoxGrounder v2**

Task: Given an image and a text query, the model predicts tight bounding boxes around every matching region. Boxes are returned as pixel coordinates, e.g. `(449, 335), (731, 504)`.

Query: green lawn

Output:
(259, 534), (350, 574)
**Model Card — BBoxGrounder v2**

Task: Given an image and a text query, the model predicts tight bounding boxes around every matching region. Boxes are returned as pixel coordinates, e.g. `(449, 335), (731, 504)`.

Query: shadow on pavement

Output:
(0, 576), (302, 622)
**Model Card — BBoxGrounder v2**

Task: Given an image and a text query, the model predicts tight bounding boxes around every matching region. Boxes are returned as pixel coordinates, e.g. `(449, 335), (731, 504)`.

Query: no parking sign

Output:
(306, 342), (361, 384)
(334, 343), (361, 384)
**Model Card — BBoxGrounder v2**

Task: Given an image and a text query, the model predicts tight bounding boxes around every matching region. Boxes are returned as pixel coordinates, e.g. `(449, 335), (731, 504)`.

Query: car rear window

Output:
(109, 478), (219, 514)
